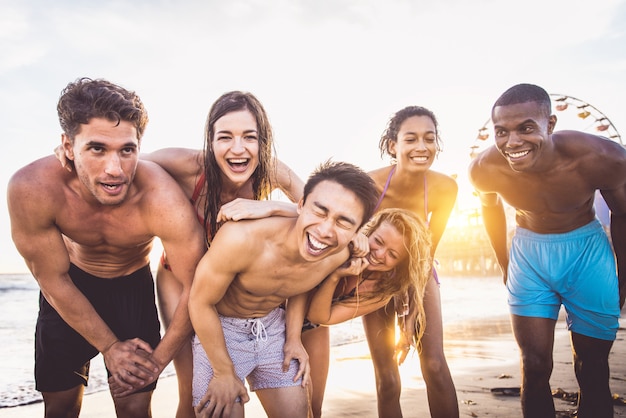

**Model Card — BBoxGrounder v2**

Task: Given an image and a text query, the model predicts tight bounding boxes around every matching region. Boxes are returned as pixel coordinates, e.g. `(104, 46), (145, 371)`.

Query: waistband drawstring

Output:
(250, 318), (268, 342)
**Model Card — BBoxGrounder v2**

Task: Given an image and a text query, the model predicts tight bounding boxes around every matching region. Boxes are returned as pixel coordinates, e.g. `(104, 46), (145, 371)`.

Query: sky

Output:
(1, 0), (625, 273)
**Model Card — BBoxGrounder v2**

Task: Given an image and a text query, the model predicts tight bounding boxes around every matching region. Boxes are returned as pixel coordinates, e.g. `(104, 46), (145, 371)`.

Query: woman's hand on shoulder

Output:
(335, 256), (369, 278)
(348, 232), (369, 258)
(217, 198), (298, 222)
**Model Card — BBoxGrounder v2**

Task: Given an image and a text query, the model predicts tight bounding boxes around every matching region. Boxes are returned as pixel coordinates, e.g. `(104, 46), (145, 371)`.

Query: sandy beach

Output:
(3, 313), (625, 418)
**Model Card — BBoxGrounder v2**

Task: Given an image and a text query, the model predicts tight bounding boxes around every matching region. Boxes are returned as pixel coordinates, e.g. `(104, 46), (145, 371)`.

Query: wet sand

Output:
(4, 313), (625, 417)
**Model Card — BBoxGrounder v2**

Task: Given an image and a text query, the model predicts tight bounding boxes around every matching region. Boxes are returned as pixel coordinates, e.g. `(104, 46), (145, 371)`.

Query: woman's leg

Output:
(156, 262), (194, 418)
(418, 276), (459, 418)
(301, 326), (330, 418)
(363, 303), (402, 418)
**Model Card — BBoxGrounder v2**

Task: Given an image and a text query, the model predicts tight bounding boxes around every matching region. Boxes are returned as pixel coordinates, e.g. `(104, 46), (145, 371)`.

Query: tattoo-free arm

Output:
(479, 192), (510, 284)
(428, 176), (458, 256)
(7, 168), (158, 391)
(275, 159), (304, 203)
(283, 293), (310, 386)
(610, 212), (626, 309)
(307, 258), (380, 325)
(148, 181), (206, 373)
(188, 225), (251, 416)
(602, 183), (626, 310)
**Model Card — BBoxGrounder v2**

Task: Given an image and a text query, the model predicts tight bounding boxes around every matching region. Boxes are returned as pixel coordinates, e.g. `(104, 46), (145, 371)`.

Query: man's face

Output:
(296, 180), (365, 261)
(63, 117), (140, 206)
(492, 101), (556, 172)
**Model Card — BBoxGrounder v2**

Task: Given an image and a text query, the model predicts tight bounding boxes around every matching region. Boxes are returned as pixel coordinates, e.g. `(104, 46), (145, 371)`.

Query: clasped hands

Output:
(105, 338), (163, 398)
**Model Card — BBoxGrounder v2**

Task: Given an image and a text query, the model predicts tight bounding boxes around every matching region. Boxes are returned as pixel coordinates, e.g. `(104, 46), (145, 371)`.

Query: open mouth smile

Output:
(506, 150), (530, 159)
(307, 233), (330, 255)
(367, 254), (382, 266)
(101, 182), (125, 193)
(227, 158), (250, 171)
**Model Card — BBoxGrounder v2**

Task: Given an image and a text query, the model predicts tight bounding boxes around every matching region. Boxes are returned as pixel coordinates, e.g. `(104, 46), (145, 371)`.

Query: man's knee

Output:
(113, 390), (153, 418)
(42, 387), (83, 418)
(521, 351), (553, 381)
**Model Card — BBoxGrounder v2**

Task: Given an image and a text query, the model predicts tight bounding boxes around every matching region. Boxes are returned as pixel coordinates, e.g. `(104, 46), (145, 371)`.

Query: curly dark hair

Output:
(57, 77), (148, 141)
(378, 106), (442, 158)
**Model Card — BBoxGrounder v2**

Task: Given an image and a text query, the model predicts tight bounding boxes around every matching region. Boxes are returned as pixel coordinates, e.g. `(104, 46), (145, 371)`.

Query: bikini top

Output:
(191, 172), (213, 239)
(191, 172), (205, 204)
(373, 165), (429, 221)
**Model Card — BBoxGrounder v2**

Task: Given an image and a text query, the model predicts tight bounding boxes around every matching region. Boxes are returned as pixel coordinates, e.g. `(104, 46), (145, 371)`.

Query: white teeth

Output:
(229, 159), (248, 164)
(508, 150), (529, 159)
(411, 156), (428, 162)
(308, 234), (329, 252)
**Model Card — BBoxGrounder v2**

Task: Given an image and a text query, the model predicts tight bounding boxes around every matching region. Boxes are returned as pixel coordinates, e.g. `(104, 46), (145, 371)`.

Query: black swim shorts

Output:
(34, 263), (161, 393)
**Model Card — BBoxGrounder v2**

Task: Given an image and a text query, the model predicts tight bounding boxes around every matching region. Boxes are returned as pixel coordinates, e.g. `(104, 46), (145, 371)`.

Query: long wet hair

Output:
(201, 91), (275, 242)
(355, 208), (432, 344)
(378, 105), (442, 159)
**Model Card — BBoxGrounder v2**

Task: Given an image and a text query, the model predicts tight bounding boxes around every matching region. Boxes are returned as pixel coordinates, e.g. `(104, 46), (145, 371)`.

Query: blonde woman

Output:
(305, 208), (432, 416)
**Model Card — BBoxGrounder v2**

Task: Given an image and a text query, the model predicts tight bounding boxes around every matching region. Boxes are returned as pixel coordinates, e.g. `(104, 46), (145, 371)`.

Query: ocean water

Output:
(0, 272), (508, 408)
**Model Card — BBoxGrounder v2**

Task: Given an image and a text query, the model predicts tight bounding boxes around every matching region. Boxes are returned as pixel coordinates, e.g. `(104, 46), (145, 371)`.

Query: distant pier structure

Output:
(434, 207), (504, 277)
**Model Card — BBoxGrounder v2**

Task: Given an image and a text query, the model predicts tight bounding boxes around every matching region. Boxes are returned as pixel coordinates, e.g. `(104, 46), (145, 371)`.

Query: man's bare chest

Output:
(57, 203), (152, 249)
(238, 261), (333, 299)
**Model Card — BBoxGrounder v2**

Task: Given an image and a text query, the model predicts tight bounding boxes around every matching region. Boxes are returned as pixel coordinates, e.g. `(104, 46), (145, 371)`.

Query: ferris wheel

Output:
(470, 94), (623, 158)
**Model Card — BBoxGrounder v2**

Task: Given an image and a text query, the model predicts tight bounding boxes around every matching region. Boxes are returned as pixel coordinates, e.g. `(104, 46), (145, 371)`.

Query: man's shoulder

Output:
(135, 159), (174, 180)
(7, 156), (72, 226)
(209, 217), (292, 259)
(553, 130), (618, 148)
(218, 216), (292, 237)
(9, 155), (67, 194)
(553, 130), (626, 160)
(468, 146), (504, 181)
(133, 160), (187, 199)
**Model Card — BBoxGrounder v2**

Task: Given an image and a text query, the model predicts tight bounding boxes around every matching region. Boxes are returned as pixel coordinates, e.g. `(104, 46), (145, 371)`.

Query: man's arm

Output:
(609, 211), (626, 309)
(142, 164), (206, 375)
(601, 182), (626, 310)
(7, 165), (158, 390)
(594, 139), (626, 309)
(283, 293), (311, 387)
(469, 154), (510, 284)
(479, 192), (510, 284)
(188, 223), (252, 416)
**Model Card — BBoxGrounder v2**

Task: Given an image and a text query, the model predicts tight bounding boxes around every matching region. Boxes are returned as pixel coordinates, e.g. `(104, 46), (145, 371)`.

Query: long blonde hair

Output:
(360, 208), (432, 344)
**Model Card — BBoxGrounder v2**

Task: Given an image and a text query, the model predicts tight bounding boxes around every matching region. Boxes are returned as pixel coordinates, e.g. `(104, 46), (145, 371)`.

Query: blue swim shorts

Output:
(507, 219), (620, 341)
(192, 307), (301, 407)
